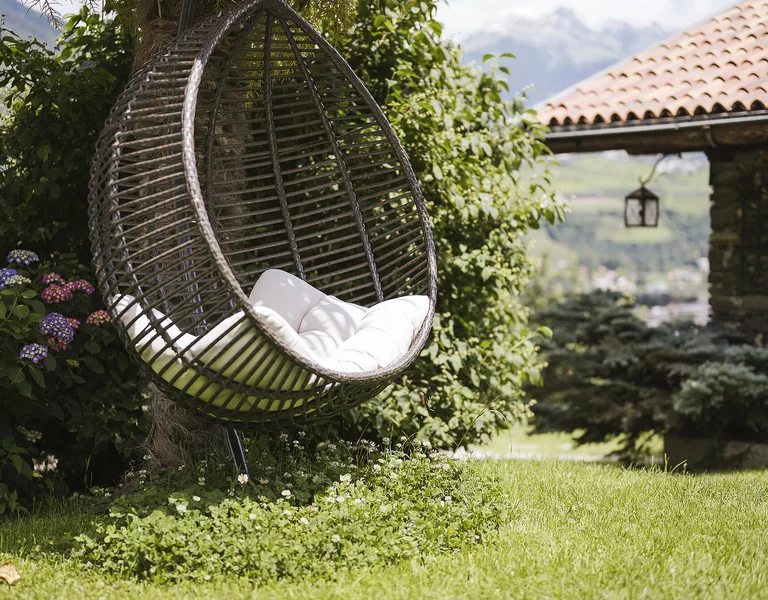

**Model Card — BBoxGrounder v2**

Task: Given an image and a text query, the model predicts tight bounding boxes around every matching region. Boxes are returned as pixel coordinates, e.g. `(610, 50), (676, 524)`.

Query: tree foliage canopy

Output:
(336, 0), (561, 446)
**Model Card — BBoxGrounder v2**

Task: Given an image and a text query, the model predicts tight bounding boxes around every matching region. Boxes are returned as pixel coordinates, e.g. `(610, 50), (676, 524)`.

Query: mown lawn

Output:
(2, 459), (767, 599)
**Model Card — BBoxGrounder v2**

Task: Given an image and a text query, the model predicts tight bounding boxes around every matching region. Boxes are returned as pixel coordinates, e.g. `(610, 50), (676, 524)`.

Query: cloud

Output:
(437, 0), (738, 39)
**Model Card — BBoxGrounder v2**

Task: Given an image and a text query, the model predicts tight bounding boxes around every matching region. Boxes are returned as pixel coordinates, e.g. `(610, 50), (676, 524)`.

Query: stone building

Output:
(538, 0), (768, 340)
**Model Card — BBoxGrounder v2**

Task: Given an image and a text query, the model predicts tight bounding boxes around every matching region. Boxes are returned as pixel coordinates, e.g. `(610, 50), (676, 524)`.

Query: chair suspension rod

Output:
(178, 0), (199, 35)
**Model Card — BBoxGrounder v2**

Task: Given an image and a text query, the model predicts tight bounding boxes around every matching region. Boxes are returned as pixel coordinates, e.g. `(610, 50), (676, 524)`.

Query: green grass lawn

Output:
(2, 459), (766, 599)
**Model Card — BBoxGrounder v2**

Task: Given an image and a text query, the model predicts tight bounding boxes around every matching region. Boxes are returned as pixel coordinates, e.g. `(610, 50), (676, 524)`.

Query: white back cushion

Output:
(248, 269), (325, 331)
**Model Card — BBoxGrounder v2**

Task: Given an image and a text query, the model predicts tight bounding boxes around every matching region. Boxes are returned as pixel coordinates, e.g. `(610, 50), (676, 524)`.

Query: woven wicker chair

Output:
(88, 0), (437, 444)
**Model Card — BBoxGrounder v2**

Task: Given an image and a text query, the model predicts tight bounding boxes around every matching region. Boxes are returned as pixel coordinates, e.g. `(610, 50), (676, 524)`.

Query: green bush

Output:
(0, 11), (132, 263)
(74, 436), (508, 583)
(0, 13), (143, 513)
(530, 291), (768, 455)
(336, 0), (561, 447)
(0, 251), (144, 514)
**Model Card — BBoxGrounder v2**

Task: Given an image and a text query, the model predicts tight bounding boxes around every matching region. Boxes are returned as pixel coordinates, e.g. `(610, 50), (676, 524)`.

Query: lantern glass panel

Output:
(625, 197), (643, 227)
(644, 197), (659, 227)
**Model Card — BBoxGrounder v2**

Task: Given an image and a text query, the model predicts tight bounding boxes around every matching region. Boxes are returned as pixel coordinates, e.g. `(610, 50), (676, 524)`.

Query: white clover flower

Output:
(279, 433), (289, 442)
(259, 478), (269, 485)
(249, 513), (257, 520)
(198, 476), (206, 487)
(299, 516), (309, 525)
(400, 435), (407, 442)
(336, 496), (345, 503)
(192, 495), (201, 502)
(331, 534), (341, 543)
(176, 504), (187, 514)
(298, 431), (306, 438)
(444, 496), (453, 504)
(281, 489), (292, 497)
(422, 440), (432, 450)
(237, 473), (249, 485)
(382, 437), (390, 444)
(373, 464), (382, 473)
(339, 473), (352, 483)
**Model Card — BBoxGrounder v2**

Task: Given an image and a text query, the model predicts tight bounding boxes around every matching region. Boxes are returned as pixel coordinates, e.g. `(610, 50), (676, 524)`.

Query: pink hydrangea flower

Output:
(42, 272), (66, 286)
(86, 310), (111, 326)
(65, 279), (95, 295)
(66, 317), (81, 330)
(41, 284), (73, 304)
(47, 337), (69, 353)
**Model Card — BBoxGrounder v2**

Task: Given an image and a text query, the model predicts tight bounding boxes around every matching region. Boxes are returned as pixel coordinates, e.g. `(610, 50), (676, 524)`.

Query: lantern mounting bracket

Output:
(639, 152), (680, 187)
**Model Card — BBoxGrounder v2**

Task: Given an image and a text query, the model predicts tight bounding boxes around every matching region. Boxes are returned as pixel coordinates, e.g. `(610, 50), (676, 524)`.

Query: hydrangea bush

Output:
(0, 250), (143, 514)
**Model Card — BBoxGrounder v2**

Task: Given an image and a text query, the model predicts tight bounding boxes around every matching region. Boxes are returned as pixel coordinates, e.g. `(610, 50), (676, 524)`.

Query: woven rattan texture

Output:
(88, 0), (437, 426)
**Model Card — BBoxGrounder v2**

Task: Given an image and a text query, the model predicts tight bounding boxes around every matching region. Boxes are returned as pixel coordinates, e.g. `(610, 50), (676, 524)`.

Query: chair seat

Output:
(113, 270), (429, 410)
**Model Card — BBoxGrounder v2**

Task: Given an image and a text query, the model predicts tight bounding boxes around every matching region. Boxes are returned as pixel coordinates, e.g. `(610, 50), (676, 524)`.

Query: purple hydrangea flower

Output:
(41, 284), (73, 304)
(65, 279), (95, 295)
(0, 268), (18, 290)
(6, 249), (39, 266)
(39, 312), (75, 343)
(86, 310), (111, 327)
(19, 343), (48, 364)
(42, 272), (66, 286)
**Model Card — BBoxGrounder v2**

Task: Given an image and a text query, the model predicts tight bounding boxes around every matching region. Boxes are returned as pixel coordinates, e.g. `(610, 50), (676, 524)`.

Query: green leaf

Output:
(80, 356), (105, 374)
(482, 53), (494, 62)
(18, 379), (33, 398)
(13, 304), (30, 318)
(27, 365), (46, 388)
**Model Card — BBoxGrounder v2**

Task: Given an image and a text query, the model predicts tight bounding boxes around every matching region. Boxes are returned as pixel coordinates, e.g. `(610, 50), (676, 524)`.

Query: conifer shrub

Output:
(530, 291), (768, 455)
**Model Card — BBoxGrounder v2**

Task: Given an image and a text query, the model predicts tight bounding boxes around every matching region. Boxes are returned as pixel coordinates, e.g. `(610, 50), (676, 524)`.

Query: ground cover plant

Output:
(74, 436), (507, 583)
(2, 458), (767, 599)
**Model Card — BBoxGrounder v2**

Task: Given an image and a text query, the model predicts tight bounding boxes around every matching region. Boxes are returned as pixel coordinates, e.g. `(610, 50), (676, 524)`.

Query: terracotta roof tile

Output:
(539, 0), (768, 127)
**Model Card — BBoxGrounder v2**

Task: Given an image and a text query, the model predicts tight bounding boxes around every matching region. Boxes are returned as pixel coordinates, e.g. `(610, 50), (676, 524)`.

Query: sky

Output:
(53, 0), (740, 36)
(436, 0), (739, 40)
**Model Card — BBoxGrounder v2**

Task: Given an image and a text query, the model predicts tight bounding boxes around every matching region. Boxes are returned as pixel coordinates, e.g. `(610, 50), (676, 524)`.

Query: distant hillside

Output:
(462, 7), (668, 106)
(0, 0), (56, 45)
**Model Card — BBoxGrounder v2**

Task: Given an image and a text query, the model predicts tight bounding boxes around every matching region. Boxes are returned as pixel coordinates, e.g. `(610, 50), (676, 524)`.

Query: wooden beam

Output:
(545, 120), (768, 155)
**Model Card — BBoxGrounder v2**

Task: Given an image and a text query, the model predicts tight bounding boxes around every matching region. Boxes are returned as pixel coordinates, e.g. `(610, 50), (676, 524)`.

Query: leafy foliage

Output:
(0, 11), (142, 515)
(530, 291), (768, 455)
(0, 10), (132, 262)
(336, 0), (562, 447)
(0, 252), (144, 514)
(74, 436), (508, 583)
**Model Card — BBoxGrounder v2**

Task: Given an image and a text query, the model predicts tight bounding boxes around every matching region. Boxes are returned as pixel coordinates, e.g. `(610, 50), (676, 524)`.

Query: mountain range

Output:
(461, 7), (669, 106)
(0, 0), (56, 45)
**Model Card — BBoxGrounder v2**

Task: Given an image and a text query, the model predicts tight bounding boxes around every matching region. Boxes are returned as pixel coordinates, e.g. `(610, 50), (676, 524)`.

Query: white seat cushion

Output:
(113, 269), (430, 408)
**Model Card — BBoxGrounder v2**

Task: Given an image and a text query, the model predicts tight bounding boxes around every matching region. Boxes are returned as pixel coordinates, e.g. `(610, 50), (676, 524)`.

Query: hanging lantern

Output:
(624, 185), (659, 227)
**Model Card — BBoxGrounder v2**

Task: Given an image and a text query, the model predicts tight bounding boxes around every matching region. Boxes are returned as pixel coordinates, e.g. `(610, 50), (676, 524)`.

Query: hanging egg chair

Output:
(88, 0), (438, 431)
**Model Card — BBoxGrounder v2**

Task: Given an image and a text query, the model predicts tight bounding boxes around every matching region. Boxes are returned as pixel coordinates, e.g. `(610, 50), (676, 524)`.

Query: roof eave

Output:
(544, 111), (768, 155)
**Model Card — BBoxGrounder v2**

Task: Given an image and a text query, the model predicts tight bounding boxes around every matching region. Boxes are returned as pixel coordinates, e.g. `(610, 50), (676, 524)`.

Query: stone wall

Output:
(707, 148), (768, 342)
